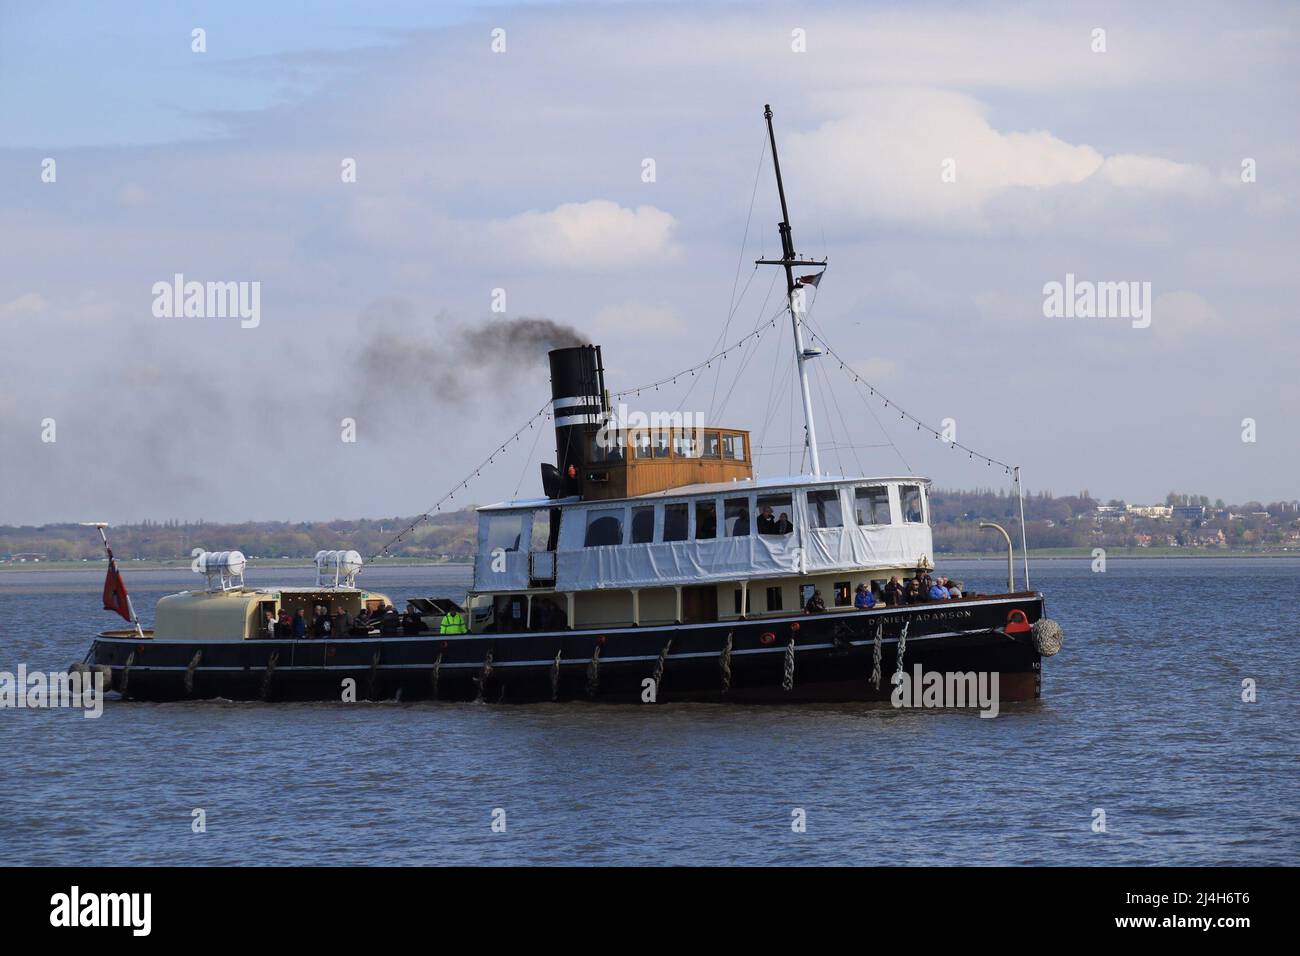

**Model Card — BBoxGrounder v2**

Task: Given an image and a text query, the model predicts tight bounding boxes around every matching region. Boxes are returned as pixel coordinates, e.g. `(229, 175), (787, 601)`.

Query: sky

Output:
(1, 0), (1297, 525)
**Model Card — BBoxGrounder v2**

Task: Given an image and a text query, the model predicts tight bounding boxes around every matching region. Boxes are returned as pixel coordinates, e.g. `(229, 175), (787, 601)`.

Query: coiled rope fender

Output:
(894, 621), (909, 677)
(1031, 618), (1064, 657)
(651, 639), (672, 693)
(184, 649), (203, 695)
(121, 650), (136, 696)
(431, 651), (443, 701)
(261, 650), (280, 702)
(586, 644), (601, 698)
(782, 638), (796, 691)
(720, 632), (733, 694)
(474, 649), (494, 702)
(551, 651), (563, 701)
(871, 622), (883, 691)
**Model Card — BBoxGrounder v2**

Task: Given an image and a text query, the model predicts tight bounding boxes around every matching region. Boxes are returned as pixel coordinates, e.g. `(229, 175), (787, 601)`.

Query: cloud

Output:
(487, 200), (681, 271)
(1151, 290), (1218, 338)
(0, 293), (49, 319)
(786, 89), (1213, 232)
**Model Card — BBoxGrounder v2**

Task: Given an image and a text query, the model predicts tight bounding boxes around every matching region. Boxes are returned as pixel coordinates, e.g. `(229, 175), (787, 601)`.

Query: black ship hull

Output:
(87, 593), (1047, 705)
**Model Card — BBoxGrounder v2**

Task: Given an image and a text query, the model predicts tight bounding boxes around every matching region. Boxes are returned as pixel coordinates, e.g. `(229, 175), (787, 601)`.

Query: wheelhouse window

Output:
(484, 513), (525, 552)
(900, 485), (925, 523)
(854, 486), (891, 526)
(663, 503), (689, 542)
(724, 497), (751, 536)
(673, 429), (698, 459)
(724, 433), (746, 461)
(584, 508), (624, 547)
(808, 489), (843, 528)
(702, 431), (722, 459)
(588, 430), (624, 463)
(694, 499), (717, 540)
(630, 506), (655, 544)
(757, 494), (794, 535)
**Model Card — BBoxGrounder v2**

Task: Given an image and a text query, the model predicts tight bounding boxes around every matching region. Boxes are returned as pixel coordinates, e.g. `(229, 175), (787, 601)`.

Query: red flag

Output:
(796, 272), (824, 288)
(102, 551), (132, 622)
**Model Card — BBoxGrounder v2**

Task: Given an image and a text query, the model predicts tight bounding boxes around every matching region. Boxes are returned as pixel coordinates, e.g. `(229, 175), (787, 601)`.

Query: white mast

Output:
(757, 104), (826, 476)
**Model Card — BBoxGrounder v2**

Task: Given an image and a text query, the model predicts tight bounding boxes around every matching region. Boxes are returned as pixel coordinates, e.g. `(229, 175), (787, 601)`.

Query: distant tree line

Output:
(3, 490), (1297, 561)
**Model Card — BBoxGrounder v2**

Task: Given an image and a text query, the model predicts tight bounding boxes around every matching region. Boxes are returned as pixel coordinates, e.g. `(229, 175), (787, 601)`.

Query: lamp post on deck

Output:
(979, 522), (1015, 594)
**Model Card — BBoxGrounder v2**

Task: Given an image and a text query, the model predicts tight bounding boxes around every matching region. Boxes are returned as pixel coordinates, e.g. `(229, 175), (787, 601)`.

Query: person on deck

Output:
(904, 579), (922, 604)
(804, 590), (826, 613)
(401, 606), (423, 634)
(291, 609), (307, 639)
(884, 576), (905, 607)
(380, 606), (401, 634)
(440, 607), (468, 635)
(352, 607), (372, 635)
(946, 579), (964, 599)
(854, 582), (876, 609)
(757, 506), (777, 534)
(928, 580), (951, 600)
(775, 512), (794, 534)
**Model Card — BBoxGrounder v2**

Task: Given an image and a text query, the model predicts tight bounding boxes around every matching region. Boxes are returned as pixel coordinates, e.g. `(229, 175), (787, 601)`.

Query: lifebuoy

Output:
(759, 632), (776, 646)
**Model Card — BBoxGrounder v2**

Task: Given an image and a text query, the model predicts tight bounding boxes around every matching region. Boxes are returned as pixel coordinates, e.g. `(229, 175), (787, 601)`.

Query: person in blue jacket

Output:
(928, 581), (951, 600)
(854, 582), (875, 609)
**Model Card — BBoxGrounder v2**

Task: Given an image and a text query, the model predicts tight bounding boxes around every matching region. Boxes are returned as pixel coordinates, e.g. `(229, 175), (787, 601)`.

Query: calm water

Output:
(0, 558), (1295, 866)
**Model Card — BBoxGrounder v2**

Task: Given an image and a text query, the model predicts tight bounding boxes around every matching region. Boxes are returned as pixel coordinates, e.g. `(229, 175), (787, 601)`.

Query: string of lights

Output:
(613, 314), (781, 399)
(367, 402), (552, 562)
(805, 328), (1017, 474)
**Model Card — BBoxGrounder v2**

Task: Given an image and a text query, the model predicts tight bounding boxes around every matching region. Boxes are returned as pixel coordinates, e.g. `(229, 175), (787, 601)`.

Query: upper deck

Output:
(474, 473), (934, 594)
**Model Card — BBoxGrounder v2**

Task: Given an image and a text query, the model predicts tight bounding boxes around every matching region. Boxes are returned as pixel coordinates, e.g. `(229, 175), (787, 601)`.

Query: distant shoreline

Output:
(3, 550), (1297, 573)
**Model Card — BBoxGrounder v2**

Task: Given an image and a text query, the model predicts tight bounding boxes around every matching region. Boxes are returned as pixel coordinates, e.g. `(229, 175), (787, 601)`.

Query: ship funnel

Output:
(543, 344), (608, 499)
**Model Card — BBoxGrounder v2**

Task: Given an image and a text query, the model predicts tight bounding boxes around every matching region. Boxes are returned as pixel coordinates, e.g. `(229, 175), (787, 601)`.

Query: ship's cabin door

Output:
(529, 508), (557, 587)
(681, 586), (717, 624)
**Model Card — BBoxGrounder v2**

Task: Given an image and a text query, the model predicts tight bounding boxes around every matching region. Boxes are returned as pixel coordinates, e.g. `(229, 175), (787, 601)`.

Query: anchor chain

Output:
(551, 651), (562, 701)
(651, 639), (673, 693)
(586, 644), (601, 698)
(871, 622), (882, 691)
(184, 649), (203, 695)
(894, 620), (909, 678)
(261, 650), (279, 701)
(719, 632), (733, 694)
(430, 651), (442, 701)
(782, 638), (796, 691)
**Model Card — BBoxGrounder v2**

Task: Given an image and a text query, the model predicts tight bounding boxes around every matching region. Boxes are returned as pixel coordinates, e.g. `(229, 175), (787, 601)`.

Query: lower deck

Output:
(87, 592), (1047, 704)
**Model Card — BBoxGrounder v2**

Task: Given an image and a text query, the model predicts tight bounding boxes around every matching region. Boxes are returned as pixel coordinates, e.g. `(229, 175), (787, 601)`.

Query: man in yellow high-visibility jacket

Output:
(439, 609), (468, 635)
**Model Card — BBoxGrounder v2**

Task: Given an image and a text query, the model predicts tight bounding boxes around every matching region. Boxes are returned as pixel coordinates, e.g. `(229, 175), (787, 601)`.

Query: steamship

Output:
(81, 106), (1062, 705)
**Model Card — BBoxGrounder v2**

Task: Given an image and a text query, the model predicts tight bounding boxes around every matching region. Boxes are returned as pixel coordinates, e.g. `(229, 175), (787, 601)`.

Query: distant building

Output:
(1127, 505), (1172, 518)
(1172, 505), (1206, 520)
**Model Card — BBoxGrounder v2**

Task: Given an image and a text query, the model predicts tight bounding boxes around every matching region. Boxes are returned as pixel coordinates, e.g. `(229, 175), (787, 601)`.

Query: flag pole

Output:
(85, 522), (145, 638)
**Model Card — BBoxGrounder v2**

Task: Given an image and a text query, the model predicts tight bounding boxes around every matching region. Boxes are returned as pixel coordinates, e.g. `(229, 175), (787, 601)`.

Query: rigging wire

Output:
(367, 402), (552, 562)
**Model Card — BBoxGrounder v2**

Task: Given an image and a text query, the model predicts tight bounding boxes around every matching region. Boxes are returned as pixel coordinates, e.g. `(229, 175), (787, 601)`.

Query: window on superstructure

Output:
(663, 503), (689, 542)
(757, 494), (794, 535)
(766, 586), (783, 611)
(833, 581), (851, 606)
(630, 506), (655, 544)
(808, 489), (843, 528)
(484, 513), (525, 552)
(900, 485), (925, 523)
(702, 431), (722, 459)
(724, 497), (751, 536)
(854, 486), (891, 525)
(584, 509), (624, 547)
(725, 433), (746, 461)
(694, 500), (717, 540)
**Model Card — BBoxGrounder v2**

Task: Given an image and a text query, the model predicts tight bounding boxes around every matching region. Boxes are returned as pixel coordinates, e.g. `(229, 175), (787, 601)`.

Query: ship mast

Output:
(756, 104), (827, 476)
